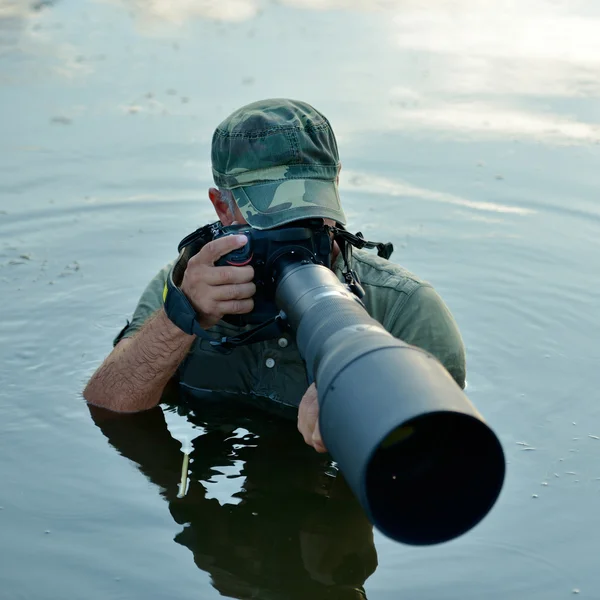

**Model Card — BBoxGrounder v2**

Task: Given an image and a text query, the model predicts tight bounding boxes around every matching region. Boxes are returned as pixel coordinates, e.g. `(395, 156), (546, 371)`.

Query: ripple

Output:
(344, 170), (535, 215)
(375, 535), (574, 598)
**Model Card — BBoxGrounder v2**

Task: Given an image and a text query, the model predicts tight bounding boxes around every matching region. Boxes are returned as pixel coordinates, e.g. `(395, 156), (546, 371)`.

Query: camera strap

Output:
(329, 226), (393, 260)
(164, 268), (288, 353)
(328, 226), (394, 300)
(164, 224), (288, 352)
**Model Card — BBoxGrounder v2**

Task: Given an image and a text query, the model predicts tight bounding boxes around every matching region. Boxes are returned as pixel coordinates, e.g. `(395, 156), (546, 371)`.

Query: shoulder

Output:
(148, 262), (175, 287)
(350, 248), (425, 296)
(132, 261), (175, 308)
(347, 249), (428, 322)
(349, 249), (466, 388)
(113, 261), (175, 346)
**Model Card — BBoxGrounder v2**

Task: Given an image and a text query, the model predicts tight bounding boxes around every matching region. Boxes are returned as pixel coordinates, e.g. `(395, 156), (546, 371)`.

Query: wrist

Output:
(179, 284), (220, 331)
(157, 306), (197, 343)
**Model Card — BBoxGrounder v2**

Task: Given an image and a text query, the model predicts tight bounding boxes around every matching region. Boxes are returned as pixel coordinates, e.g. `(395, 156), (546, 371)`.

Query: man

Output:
(84, 98), (466, 453)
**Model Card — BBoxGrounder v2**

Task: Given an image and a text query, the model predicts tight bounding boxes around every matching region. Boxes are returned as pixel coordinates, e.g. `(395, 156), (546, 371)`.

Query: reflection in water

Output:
(0, 0), (88, 83)
(0, 1), (28, 54)
(95, 0), (600, 145)
(386, 97), (600, 144)
(343, 170), (534, 215)
(0, 0), (57, 20)
(89, 392), (377, 599)
(4, 0), (600, 144)
(100, 0), (260, 23)
(0, 1), (31, 18)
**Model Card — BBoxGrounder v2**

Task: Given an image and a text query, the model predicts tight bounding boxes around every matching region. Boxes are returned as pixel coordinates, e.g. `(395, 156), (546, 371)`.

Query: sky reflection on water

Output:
(1, 0), (600, 598)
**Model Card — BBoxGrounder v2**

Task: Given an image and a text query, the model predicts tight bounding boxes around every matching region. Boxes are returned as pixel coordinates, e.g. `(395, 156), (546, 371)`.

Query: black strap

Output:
(208, 312), (287, 350)
(329, 226), (394, 300)
(163, 268), (286, 353)
(330, 226), (393, 260)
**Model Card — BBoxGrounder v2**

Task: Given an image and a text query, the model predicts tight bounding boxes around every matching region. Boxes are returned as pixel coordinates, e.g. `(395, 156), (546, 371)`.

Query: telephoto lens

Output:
(275, 260), (505, 545)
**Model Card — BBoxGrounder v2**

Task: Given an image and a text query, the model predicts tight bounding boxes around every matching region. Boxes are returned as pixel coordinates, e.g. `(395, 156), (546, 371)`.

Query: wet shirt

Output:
(115, 249), (466, 412)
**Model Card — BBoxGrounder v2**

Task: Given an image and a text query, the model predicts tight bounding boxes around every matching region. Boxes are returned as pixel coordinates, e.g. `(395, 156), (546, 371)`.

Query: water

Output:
(1, 0), (599, 598)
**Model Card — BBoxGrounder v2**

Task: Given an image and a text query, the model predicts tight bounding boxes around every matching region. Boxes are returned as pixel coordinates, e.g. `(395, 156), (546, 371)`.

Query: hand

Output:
(180, 233), (256, 329)
(298, 382), (328, 453)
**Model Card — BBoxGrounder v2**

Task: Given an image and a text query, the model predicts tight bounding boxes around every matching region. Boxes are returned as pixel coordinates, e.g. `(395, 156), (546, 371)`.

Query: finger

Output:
(212, 282), (256, 302)
(304, 384), (319, 426)
(217, 298), (254, 315)
(298, 384), (318, 445)
(298, 383), (317, 422)
(313, 440), (327, 453)
(203, 265), (255, 286)
(312, 420), (327, 453)
(305, 382), (318, 404)
(197, 234), (249, 265)
(297, 396), (311, 442)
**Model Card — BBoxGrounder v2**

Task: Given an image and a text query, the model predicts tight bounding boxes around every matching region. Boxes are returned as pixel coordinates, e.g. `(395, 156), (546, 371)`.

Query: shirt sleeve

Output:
(386, 284), (466, 388)
(112, 263), (173, 346)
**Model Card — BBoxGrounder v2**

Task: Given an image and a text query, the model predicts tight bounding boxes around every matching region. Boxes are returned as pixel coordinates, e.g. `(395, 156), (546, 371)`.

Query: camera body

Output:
(211, 219), (333, 326)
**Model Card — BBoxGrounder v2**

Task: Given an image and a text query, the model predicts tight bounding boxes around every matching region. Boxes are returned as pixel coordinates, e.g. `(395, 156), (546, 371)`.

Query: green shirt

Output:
(115, 249), (466, 413)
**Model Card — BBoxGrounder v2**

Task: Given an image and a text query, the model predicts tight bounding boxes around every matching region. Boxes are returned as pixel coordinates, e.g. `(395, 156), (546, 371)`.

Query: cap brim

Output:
(232, 179), (346, 230)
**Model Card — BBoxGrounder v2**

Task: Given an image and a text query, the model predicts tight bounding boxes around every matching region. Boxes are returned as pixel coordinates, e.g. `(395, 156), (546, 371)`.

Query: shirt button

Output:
(265, 358), (275, 369)
(278, 338), (288, 348)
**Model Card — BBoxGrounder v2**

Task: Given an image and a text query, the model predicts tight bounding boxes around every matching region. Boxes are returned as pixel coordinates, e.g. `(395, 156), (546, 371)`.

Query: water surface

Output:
(1, 1), (599, 598)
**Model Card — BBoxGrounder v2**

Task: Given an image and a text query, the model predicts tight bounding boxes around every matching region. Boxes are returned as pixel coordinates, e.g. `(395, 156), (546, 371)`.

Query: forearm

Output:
(83, 308), (195, 412)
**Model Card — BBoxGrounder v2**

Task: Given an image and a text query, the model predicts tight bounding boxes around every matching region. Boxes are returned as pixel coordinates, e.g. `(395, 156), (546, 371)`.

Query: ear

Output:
(208, 187), (234, 225)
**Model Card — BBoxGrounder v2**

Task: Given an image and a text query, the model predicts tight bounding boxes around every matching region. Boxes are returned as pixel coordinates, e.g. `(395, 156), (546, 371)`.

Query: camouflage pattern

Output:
(211, 98), (347, 230)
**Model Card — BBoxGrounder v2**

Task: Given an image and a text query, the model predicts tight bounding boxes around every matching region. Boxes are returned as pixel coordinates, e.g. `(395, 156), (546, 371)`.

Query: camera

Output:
(207, 219), (334, 326)
(167, 219), (506, 545)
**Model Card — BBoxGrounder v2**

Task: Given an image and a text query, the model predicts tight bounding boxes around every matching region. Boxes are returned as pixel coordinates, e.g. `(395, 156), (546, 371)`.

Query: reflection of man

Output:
(89, 397), (378, 599)
(84, 98), (466, 452)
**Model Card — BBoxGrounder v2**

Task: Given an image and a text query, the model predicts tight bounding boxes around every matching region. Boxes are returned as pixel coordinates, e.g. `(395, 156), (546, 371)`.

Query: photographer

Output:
(84, 98), (466, 454)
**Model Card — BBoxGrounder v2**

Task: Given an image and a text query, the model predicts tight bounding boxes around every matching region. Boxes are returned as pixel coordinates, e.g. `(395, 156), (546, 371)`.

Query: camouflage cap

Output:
(211, 98), (346, 230)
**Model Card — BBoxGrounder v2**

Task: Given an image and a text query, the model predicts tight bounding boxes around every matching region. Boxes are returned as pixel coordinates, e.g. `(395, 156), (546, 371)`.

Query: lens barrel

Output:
(275, 261), (505, 545)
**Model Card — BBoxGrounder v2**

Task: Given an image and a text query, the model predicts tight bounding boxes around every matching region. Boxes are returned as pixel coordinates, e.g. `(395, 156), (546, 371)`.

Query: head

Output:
(208, 98), (345, 230)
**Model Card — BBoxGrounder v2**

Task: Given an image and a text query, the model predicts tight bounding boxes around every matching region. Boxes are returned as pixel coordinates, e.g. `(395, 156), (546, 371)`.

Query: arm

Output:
(87, 402), (183, 497)
(386, 284), (466, 388)
(83, 309), (195, 412)
(83, 233), (255, 412)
